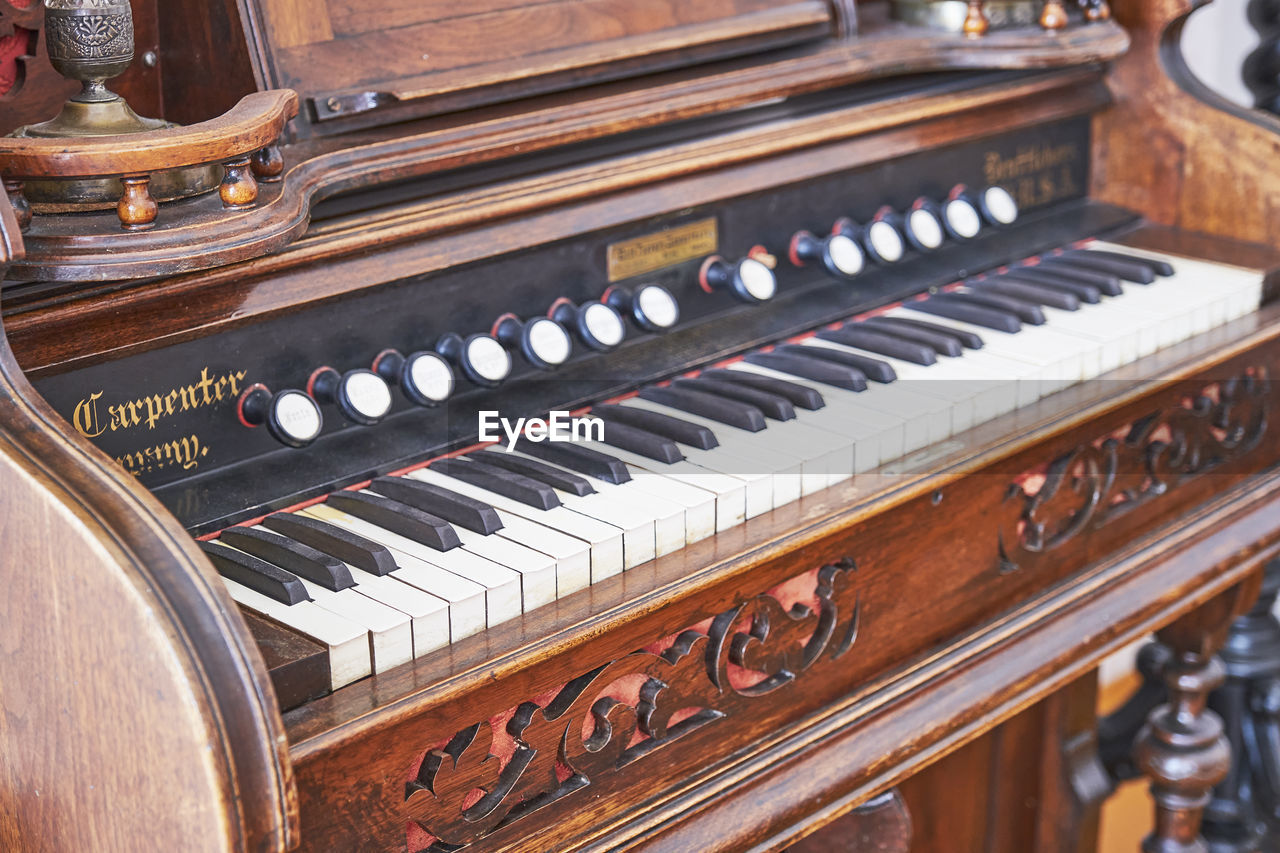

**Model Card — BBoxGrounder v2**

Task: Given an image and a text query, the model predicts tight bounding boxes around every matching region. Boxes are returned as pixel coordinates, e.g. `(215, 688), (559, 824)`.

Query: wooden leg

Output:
(786, 790), (912, 853)
(117, 175), (158, 231)
(1136, 580), (1263, 853)
(1203, 558), (1280, 850)
(220, 156), (260, 210)
(251, 143), (285, 183)
(4, 179), (32, 231)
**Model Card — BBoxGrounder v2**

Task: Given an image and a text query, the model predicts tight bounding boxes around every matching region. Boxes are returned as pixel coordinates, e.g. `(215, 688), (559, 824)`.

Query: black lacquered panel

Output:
(27, 117), (1121, 533)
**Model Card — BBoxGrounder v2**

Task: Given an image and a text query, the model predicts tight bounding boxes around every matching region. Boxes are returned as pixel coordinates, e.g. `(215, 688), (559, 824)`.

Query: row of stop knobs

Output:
(703, 184), (1019, 303)
(237, 284), (682, 447)
(240, 184), (1018, 447)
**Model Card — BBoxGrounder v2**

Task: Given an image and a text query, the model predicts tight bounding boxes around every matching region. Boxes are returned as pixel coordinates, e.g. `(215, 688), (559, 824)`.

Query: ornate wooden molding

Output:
(404, 560), (861, 850)
(999, 370), (1270, 569)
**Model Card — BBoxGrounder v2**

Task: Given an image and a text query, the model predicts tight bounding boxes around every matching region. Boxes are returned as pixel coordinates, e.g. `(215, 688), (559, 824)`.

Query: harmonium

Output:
(2, 0), (1280, 849)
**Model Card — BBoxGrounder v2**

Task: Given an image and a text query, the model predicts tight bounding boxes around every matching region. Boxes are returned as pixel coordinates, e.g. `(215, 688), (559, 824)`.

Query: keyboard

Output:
(199, 240), (1265, 690)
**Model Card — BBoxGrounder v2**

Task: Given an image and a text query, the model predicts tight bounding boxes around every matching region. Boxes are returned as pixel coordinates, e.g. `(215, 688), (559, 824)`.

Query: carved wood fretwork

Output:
(999, 370), (1271, 570)
(404, 560), (861, 851)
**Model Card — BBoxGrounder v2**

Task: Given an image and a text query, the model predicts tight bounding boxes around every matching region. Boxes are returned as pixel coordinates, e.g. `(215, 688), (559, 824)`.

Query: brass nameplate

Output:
(983, 141), (1082, 210)
(607, 218), (718, 282)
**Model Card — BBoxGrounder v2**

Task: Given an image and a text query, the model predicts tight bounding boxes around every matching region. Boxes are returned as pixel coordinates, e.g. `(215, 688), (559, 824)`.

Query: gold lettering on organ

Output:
(71, 367), (247, 437)
(983, 142), (1081, 210)
(114, 434), (209, 476)
(69, 367), (247, 477)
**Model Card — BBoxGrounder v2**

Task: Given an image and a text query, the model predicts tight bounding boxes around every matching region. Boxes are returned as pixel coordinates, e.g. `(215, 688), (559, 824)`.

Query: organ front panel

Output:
(1, 0), (1279, 850)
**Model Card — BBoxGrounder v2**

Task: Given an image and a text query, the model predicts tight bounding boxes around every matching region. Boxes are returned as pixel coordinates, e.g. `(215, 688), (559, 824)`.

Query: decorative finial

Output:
(1040, 0), (1069, 29)
(963, 0), (990, 37)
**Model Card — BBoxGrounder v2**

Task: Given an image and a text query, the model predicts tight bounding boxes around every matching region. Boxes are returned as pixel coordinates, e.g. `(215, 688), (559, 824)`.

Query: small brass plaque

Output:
(607, 218), (718, 282)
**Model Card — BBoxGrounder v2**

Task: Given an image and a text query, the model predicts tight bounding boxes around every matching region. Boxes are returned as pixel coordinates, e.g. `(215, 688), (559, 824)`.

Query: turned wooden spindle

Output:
(1244, 0), (1280, 114)
(963, 0), (990, 38)
(3, 180), (32, 232)
(1081, 0), (1111, 22)
(220, 155), (260, 210)
(251, 143), (285, 183)
(117, 175), (158, 231)
(1040, 0), (1069, 29)
(1202, 560), (1280, 850)
(1135, 583), (1261, 853)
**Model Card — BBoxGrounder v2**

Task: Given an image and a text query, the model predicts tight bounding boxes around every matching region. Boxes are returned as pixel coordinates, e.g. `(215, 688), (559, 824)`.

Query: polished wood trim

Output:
(0, 91), (298, 179)
(0, 192), (297, 851)
(1092, 0), (1280, 244)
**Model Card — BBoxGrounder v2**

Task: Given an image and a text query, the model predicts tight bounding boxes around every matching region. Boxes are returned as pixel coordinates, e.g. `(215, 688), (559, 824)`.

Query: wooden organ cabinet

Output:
(1, 0), (1279, 850)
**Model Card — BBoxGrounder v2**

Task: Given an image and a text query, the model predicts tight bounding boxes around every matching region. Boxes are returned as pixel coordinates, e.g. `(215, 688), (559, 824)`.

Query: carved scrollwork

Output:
(404, 560), (861, 850)
(999, 371), (1270, 569)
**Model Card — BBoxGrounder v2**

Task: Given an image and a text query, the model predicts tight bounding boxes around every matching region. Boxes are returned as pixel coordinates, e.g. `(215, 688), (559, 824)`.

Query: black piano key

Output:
(744, 351), (868, 392)
(638, 386), (767, 432)
(776, 343), (896, 384)
(368, 476), (504, 535)
(433, 457), (561, 509)
(940, 290), (1045, 325)
(970, 278), (1080, 311)
(1041, 253), (1155, 284)
(1062, 248), (1174, 276)
(262, 513), (399, 577)
(514, 439), (633, 485)
(200, 541), (310, 606)
(698, 368), (825, 410)
(218, 526), (356, 592)
(591, 404), (719, 450)
(675, 377), (796, 421)
(997, 270), (1101, 303)
(594, 419), (684, 463)
(857, 317), (963, 357)
(1017, 262), (1123, 296)
(860, 316), (984, 350)
(906, 297), (1022, 333)
(327, 490), (462, 551)
(816, 325), (937, 366)
(470, 449), (596, 496)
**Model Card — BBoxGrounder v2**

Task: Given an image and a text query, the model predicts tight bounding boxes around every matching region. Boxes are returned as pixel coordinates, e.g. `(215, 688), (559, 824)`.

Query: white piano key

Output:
(485, 511), (592, 597)
(494, 448), (684, 560)
(301, 504), (522, 627)
(332, 569), (450, 657)
(239, 525), (451, 649)
(575, 441), (723, 540)
(582, 436), (749, 531)
(222, 577), (371, 690)
(407, 467), (626, 582)
(448, 525), (558, 611)
(886, 307), (1067, 400)
(295, 576), (414, 673)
